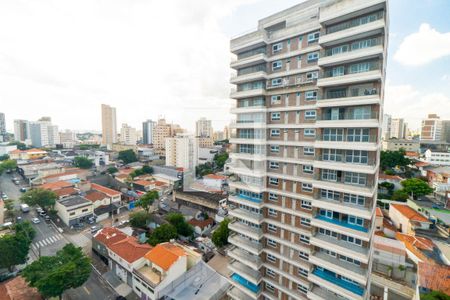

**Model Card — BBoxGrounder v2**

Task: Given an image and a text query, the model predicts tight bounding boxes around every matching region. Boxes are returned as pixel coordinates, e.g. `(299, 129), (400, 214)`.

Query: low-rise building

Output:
(389, 204), (432, 234)
(424, 149), (450, 166)
(172, 190), (227, 222)
(91, 183), (121, 203)
(9, 148), (47, 160)
(188, 218), (214, 236)
(55, 196), (93, 226)
(0, 144), (17, 156)
(92, 227), (128, 265)
(382, 139), (420, 152)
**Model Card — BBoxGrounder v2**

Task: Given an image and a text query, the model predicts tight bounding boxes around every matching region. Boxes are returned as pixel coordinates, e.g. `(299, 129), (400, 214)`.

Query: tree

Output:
(8, 141), (27, 150)
(196, 162), (213, 177)
(139, 190), (158, 214)
(214, 152), (229, 170)
(166, 213), (194, 237)
(130, 166), (153, 178)
(401, 178), (434, 199)
(107, 167), (119, 174)
(20, 188), (57, 209)
(0, 159), (17, 174)
(420, 291), (450, 300)
(142, 165), (153, 174)
(378, 182), (395, 194)
(73, 156), (93, 169)
(380, 149), (411, 171)
(22, 243), (91, 300)
(129, 211), (152, 229)
(14, 221), (36, 241)
(392, 189), (409, 201)
(148, 224), (178, 246)
(0, 234), (30, 271)
(118, 149), (138, 164)
(0, 154), (9, 161)
(212, 218), (230, 248)
(3, 199), (16, 220)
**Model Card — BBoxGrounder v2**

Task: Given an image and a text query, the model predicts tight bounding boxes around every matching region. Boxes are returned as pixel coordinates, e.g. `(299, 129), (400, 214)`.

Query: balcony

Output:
(230, 104), (267, 114)
(315, 135), (378, 151)
(308, 286), (343, 300)
(229, 120), (266, 129)
(318, 66), (382, 87)
(228, 234), (263, 255)
(316, 111), (379, 128)
(231, 71), (267, 85)
(230, 30), (267, 54)
(231, 52), (267, 70)
(229, 208), (264, 224)
(228, 180), (265, 194)
(228, 246), (262, 270)
(317, 86), (380, 107)
(231, 88), (265, 99)
(312, 196), (372, 220)
(314, 156), (377, 175)
(313, 214), (368, 234)
(319, 44), (384, 67)
(310, 233), (369, 263)
(310, 251), (368, 284)
(227, 285), (257, 300)
(311, 268), (364, 298)
(229, 260), (262, 286)
(228, 220), (263, 240)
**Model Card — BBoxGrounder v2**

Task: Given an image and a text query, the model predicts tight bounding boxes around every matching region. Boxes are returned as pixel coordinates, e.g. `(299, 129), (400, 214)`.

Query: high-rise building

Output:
(0, 113), (6, 142)
(381, 114), (391, 141)
(196, 117), (213, 138)
(165, 134), (198, 171)
(29, 118), (59, 147)
(152, 118), (184, 156)
(119, 123), (138, 145)
(389, 118), (406, 139)
(142, 119), (156, 144)
(228, 1), (388, 300)
(59, 130), (77, 148)
(13, 120), (30, 144)
(442, 120), (450, 143)
(420, 114), (442, 141)
(101, 104), (117, 149)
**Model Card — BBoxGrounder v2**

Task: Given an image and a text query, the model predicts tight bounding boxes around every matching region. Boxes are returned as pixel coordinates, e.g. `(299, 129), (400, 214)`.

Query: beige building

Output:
(389, 204), (432, 235)
(112, 143), (138, 153)
(195, 117), (213, 138)
(228, 1), (388, 299)
(390, 118), (406, 139)
(165, 134), (198, 171)
(101, 104), (117, 149)
(120, 123), (138, 145)
(382, 139), (420, 152)
(55, 196), (93, 226)
(420, 114), (443, 141)
(0, 199), (4, 224)
(152, 119), (184, 156)
(197, 137), (214, 148)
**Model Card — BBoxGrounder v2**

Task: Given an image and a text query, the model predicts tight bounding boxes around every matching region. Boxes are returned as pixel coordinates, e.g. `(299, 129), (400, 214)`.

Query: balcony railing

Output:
(322, 37), (383, 57)
(317, 111), (379, 121)
(230, 272), (261, 294)
(312, 268), (364, 296)
(315, 215), (368, 233)
(320, 87), (378, 100)
(326, 11), (384, 34)
(322, 61), (380, 78)
(313, 173), (375, 189)
(316, 135), (378, 143)
(315, 155), (377, 166)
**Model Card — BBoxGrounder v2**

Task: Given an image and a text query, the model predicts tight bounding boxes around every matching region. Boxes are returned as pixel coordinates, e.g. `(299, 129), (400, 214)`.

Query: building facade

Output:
(13, 119), (31, 144)
(101, 104), (117, 149)
(165, 134), (199, 171)
(120, 123), (138, 145)
(196, 117), (213, 138)
(389, 118), (406, 139)
(142, 119), (156, 145)
(381, 113), (391, 141)
(227, 1), (388, 299)
(420, 114), (442, 142)
(29, 119), (59, 148)
(0, 112), (6, 142)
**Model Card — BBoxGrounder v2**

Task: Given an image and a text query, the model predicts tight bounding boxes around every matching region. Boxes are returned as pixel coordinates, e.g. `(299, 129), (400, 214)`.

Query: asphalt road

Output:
(0, 172), (25, 209)
(64, 270), (118, 300)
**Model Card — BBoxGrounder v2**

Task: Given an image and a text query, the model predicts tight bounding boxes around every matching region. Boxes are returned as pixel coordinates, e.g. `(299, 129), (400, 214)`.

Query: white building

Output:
(120, 123), (138, 145)
(0, 113), (6, 142)
(29, 119), (59, 148)
(59, 129), (77, 148)
(381, 113), (391, 141)
(13, 119), (31, 144)
(424, 149), (450, 166)
(142, 119), (156, 145)
(195, 117), (213, 138)
(165, 134), (198, 171)
(390, 118), (406, 139)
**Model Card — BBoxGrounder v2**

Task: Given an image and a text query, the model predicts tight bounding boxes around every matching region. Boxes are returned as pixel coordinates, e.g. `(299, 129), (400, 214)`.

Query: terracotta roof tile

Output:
(391, 204), (430, 223)
(188, 218), (214, 229)
(43, 169), (85, 179)
(376, 207), (383, 217)
(109, 236), (152, 263)
(85, 190), (107, 202)
(144, 243), (186, 271)
(379, 174), (403, 180)
(204, 174), (226, 180)
(94, 227), (128, 247)
(0, 276), (42, 300)
(419, 262), (450, 295)
(54, 187), (78, 197)
(40, 181), (73, 191)
(134, 180), (153, 186)
(91, 183), (121, 197)
(415, 161), (430, 167)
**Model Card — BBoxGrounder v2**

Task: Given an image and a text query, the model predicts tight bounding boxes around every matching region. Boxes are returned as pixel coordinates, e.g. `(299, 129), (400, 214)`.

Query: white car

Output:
(31, 218), (40, 224)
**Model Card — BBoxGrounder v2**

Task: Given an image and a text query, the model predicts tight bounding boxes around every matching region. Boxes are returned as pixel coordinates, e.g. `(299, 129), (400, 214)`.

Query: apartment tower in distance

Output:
(228, 1), (388, 300)
(101, 104), (117, 149)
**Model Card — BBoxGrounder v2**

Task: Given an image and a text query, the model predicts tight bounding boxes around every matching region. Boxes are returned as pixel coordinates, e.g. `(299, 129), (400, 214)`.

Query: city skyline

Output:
(1, 0), (450, 133)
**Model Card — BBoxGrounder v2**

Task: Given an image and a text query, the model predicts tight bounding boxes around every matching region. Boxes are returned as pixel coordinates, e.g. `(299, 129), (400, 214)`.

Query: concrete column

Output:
(384, 286), (389, 300)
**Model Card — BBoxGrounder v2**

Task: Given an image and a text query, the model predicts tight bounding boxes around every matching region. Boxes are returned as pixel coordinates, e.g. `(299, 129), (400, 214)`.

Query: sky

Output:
(0, 0), (450, 133)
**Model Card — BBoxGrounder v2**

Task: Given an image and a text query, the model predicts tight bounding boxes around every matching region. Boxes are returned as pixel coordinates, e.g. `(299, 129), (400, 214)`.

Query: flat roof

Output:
(58, 196), (91, 207)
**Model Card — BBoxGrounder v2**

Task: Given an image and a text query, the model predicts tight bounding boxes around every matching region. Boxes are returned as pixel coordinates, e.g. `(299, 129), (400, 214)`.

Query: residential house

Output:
(389, 204), (432, 234)
(84, 190), (119, 222)
(0, 276), (42, 300)
(91, 183), (121, 204)
(9, 148), (47, 160)
(54, 196), (93, 226)
(418, 262), (450, 296)
(395, 233), (445, 265)
(173, 190), (227, 222)
(92, 227), (128, 265)
(378, 173), (403, 190)
(188, 218), (214, 236)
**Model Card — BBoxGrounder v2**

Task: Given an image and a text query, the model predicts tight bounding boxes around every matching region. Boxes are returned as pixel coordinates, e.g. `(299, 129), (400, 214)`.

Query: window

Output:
(267, 238), (277, 248)
(298, 284), (308, 294)
(306, 71), (318, 80)
(343, 193), (365, 206)
(298, 267), (308, 277)
(348, 215), (364, 226)
(266, 282), (275, 292)
(325, 249), (337, 257)
(347, 128), (370, 142)
(270, 145), (280, 153)
(319, 228), (338, 238)
(321, 169), (338, 182)
(270, 129), (280, 137)
(82, 209), (89, 212)
(267, 253), (277, 263)
(344, 172), (367, 186)
(301, 200), (312, 210)
(266, 268), (276, 278)
(350, 61), (372, 74)
(299, 234), (310, 244)
(332, 66), (344, 77)
(346, 150), (368, 164)
(303, 147), (314, 156)
(307, 52), (319, 62)
(300, 217), (311, 227)
(320, 209), (333, 219)
(272, 60), (282, 70)
(304, 129), (315, 137)
(271, 95), (281, 105)
(341, 234), (363, 246)
(268, 224), (277, 233)
(268, 192), (278, 201)
(269, 177), (279, 185)
(323, 128), (344, 141)
(321, 189), (340, 201)
(305, 90), (317, 100)
(272, 42), (283, 53)
(304, 110), (316, 120)
(340, 255), (361, 266)
(322, 149), (343, 162)
(69, 212), (75, 216)
(302, 183), (313, 192)
(269, 161), (279, 169)
(271, 112), (281, 121)
(307, 31), (320, 43)
(303, 165), (313, 174)
(268, 208), (278, 217)
(272, 78), (283, 86)
(299, 251), (309, 260)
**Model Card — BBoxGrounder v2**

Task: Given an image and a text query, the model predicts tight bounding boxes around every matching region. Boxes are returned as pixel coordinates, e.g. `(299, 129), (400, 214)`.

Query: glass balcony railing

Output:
(316, 134), (378, 143)
(323, 37), (383, 57)
(315, 215), (368, 232)
(237, 47), (266, 60)
(317, 111), (379, 121)
(231, 273), (260, 293)
(312, 268), (364, 296)
(320, 87), (379, 100)
(326, 11), (384, 34)
(315, 155), (376, 166)
(323, 61), (380, 78)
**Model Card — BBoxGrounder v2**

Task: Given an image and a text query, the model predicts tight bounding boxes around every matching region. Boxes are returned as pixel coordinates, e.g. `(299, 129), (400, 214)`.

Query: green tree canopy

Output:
(139, 190), (158, 213)
(14, 221), (36, 241)
(0, 154), (9, 161)
(129, 166), (153, 178)
(420, 291), (450, 300)
(8, 141), (27, 150)
(196, 162), (213, 177)
(392, 189), (409, 201)
(0, 159), (17, 174)
(107, 167), (119, 174)
(0, 234), (31, 271)
(380, 149), (411, 171)
(3, 199), (16, 220)
(118, 149), (138, 164)
(22, 243), (91, 300)
(212, 218), (230, 248)
(401, 178), (434, 199)
(148, 224), (178, 246)
(20, 188), (57, 209)
(129, 211), (152, 229)
(166, 213), (194, 237)
(214, 152), (229, 170)
(73, 156), (93, 169)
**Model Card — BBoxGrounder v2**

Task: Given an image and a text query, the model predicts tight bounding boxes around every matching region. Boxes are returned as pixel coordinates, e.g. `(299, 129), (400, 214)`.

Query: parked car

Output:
(44, 215), (50, 222)
(20, 204), (30, 213)
(90, 225), (102, 234)
(73, 223), (84, 230)
(20, 187), (27, 193)
(31, 218), (40, 224)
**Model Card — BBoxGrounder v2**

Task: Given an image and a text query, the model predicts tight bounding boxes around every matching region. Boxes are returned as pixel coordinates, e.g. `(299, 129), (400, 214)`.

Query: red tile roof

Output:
(84, 190), (107, 202)
(144, 243), (186, 271)
(383, 219), (396, 231)
(40, 181), (73, 191)
(134, 180), (153, 187)
(109, 236), (152, 263)
(204, 174), (226, 180)
(415, 161), (430, 168)
(154, 181), (167, 187)
(188, 218), (214, 229)
(376, 207), (383, 217)
(43, 169), (85, 180)
(91, 183), (121, 197)
(391, 204), (430, 223)
(379, 174), (403, 181)
(94, 227), (128, 247)
(54, 187), (78, 197)
(419, 262), (450, 295)
(396, 233), (436, 264)
(0, 276), (42, 300)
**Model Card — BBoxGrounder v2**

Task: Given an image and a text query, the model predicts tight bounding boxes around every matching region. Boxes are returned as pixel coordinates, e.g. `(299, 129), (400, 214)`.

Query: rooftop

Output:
(203, 174), (227, 180)
(84, 190), (107, 202)
(376, 207), (383, 217)
(396, 233), (445, 265)
(91, 183), (121, 197)
(188, 218), (214, 229)
(134, 180), (153, 186)
(379, 174), (403, 181)
(94, 227), (128, 247)
(390, 204), (430, 223)
(54, 187), (78, 197)
(43, 169), (86, 180)
(144, 242), (186, 271)
(419, 262), (450, 295)
(40, 180), (73, 191)
(0, 276), (42, 300)
(109, 236), (152, 263)
(58, 195), (91, 208)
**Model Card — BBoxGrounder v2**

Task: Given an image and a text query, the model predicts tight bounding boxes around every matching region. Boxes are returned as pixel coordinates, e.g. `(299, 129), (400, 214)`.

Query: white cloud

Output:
(441, 74), (450, 81)
(394, 23), (450, 66)
(0, 0), (257, 132)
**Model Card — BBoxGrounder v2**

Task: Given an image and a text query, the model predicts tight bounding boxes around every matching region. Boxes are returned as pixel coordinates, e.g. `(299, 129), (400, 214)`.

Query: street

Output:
(64, 270), (118, 300)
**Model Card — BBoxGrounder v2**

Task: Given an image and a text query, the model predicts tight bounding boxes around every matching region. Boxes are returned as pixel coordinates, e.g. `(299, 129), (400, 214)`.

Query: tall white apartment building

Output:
(227, 1), (388, 300)
(101, 104), (117, 149)
(389, 118), (405, 139)
(29, 119), (59, 147)
(165, 134), (199, 171)
(120, 123), (138, 145)
(381, 114), (391, 141)
(196, 117), (213, 138)
(142, 119), (156, 144)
